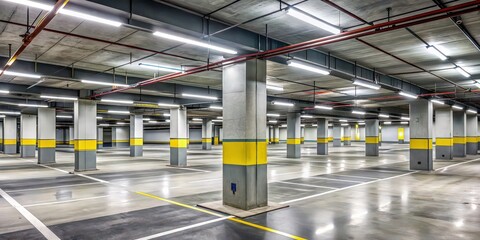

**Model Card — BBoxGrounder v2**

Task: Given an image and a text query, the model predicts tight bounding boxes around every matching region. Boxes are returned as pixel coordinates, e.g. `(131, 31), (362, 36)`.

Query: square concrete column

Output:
(365, 120), (379, 156)
(300, 126), (305, 144)
(112, 126), (129, 147)
(202, 118), (212, 150)
(0, 121), (3, 152)
(332, 123), (342, 147)
(409, 99), (433, 170)
(68, 126), (74, 148)
(222, 59), (267, 210)
(4, 117), (17, 154)
(317, 118), (328, 155)
(343, 125), (351, 146)
(478, 119), (480, 152)
(74, 100), (97, 171)
(186, 123), (190, 148)
(273, 126), (280, 144)
(20, 115), (36, 158)
(287, 112), (301, 158)
(38, 108), (56, 164)
(269, 126), (274, 143)
(466, 114), (477, 155)
(214, 125), (220, 145)
(453, 111), (466, 157)
(435, 108), (453, 159)
(130, 115), (143, 157)
(170, 107), (187, 166)
(97, 127), (103, 149)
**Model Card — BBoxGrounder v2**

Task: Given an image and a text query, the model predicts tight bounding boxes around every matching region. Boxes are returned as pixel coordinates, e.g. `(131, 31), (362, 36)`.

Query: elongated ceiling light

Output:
(81, 80), (129, 88)
(339, 119), (347, 122)
(315, 105), (333, 110)
(267, 113), (280, 117)
(341, 123), (348, 126)
(153, 31), (237, 54)
(163, 113), (171, 117)
(41, 95), (78, 101)
(430, 99), (444, 105)
(0, 90), (9, 94)
(401, 116), (410, 120)
(266, 85), (284, 91)
(4, 0), (122, 27)
(0, 111), (20, 115)
(287, 60), (330, 75)
(268, 120), (278, 123)
(3, 71), (41, 79)
(272, 101), (294, 107)
(400, 122), (409, 125)
(353, 79), (381, 90)
(301, 115), (313, 118)
(138, 63), (183, 73)
(56, 115), (72, 119)
(352, 110), (366, 115)
(101, 99), (133, 104)
(399, 91), (418, 99)
(18, 103), (47, 108)
(452, 105), (463, 110)
(107, 110), (130, 114)
(379, 114), (389, 118)
(383, 121), (392, 125)
(426, 45), (447, 60)
(158, 103), (180, 108)
(182, 93), (218, 100)
(474, 81), (480, 89)
(455, 67), (470, 78)
(212, 119), (223, 122)
(192, 118), (202, 121)
(217, 116), (223, 119)
(209, 106), (223, 110)
(467, 109), (477, 114)
(286, 8), (341, 34)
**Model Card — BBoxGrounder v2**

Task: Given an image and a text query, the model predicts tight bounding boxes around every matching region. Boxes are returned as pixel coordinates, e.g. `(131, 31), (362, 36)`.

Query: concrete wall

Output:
(143, 128), (202, 143)
(381, 125), (410, 142)
(279, 127), (287, 141)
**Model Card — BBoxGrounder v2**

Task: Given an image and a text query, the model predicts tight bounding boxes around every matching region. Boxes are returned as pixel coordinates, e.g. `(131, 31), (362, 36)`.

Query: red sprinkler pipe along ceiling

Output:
(90, 0), (480, 98)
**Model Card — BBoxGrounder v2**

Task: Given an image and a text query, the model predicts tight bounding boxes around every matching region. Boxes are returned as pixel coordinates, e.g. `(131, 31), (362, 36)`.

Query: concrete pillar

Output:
(68, 126), (74, 148)
(186, 123), (190, 148)
(478, 119), (480, 152)
(130, 115), (143, 157)
(0, 121), (3, 152)
(112, 126), (129, 147)
(170, 107), (187, 166)
(409, 99), (433, 170)
(333, 123), (342, 147)
(222, 59), (267, 210)
(365, 120), (379, 156)
(97, 127), (103, 149)
(466, 114), (477, 155)
(343, 125), (351, 146)
(38, 108), (56, 164)
(214, 126), (220, 145)
(3, 117), (17, 154)
(269, 126), (273, 143)
(453, 111), (466, 157)
(300, 126), (305, 144)
(202, 118), (212, 150)
(287, 112), (301, 158)
(20, 114), (36, 158)
(317, 118), (328, 155)
(74, 100), (97, 171)
(435, 108), (453, 159)
(273, 126), (280, 144)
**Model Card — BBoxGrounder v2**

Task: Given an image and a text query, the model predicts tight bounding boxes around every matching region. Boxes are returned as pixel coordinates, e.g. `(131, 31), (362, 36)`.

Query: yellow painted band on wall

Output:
(453, 137), (466, 144)
(97, 141), (104, 144)
(436, 138), (453, 146)
(410, 138), (432, 150)
(366, 136), (379, 144)
(20, 139), (36, 146)
(317, 138), (329, 143)
(466, 137), (477, 143)
(223, 141), (267, 165)
(113, 139), (129, 143)
(202, 138), (212, 143)
(74, 139), (97, 151)
(477, 136), (480, 142)
(130, 138), (143, 146)
(4, 139), (15, 145)
(398, 128), (405, 140)
(69, 140), (74, 145)
(170, 138), (188, 148)
(214, 136), (219, 145)
(0, 139), (2, 144)
(328, 137), (333, 142)
(272, 138), (279, 143)
(287, 138), (301, 144)
(38, 139), (56, 148)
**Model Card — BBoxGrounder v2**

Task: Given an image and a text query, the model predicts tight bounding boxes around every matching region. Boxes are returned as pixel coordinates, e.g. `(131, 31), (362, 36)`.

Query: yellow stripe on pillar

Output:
(317, 138), (329, 143)
(453, 137), (466, 144)
(20, 139), (36, 146)
(410, 138), (432, 150)
(113, 140), (129, 143)
(223, 140), (267, 165)
(4, 139), (16, 145)
(365, 136), (379, 144)
(466, 137), (477, 143)
(436, 138), (453, 146)
(287, 138), (301, 144)
(130, 138), (143, 146)
(398, 128), (405, 140)
(170, 138), (188, 148)
(202, 138), (212, 143)
(38, 139), (56, 148)
(74, 140), (97, 151)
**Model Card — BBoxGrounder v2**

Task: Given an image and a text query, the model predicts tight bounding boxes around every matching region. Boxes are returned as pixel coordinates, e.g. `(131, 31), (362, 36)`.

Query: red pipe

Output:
(0, 0), (70, 77)
(89, 0), (480, 98)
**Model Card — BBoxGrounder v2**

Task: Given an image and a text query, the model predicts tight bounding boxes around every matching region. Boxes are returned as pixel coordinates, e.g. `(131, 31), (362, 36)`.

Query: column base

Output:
(435, 146), (453, 159)
(453, 144), (466, 157)
(398, 140), (405, 144)
(333, 139), (341, 147)
(410, 149), (433, 171)
(366, 143), (379, 156)
(202, 142), (212, 150)
(198, 201), (287, 218)
(75, 150), (97, 171)
(20, 146), (35, 158)
(466, 143), (477, 155)
(38, 148), (56, 164)
(287, 144), (301, 158)
(317, 143), (328, 155)
(4, 144), (17, 154)
(222, 164), (267, 210)
(130, 146), (143, 157)
(170, 147), (187, 166)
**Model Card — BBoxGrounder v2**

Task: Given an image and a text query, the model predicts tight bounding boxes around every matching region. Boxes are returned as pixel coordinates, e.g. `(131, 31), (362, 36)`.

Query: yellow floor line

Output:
(136, 191), (307, 240)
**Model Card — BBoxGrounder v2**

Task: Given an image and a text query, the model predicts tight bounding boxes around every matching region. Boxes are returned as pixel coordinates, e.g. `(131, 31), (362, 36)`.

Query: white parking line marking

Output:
(435, 158), (480, 172)
(6, 182), (101, 193)
(277, 181), (338, 190)
(329, 173), (379, 180)
(309, 176), (364, 183)
(23, 195), (109, 208)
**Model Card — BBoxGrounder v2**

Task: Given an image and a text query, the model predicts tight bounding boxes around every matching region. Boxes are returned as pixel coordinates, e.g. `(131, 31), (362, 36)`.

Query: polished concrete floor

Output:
(0, 142), (479, 239)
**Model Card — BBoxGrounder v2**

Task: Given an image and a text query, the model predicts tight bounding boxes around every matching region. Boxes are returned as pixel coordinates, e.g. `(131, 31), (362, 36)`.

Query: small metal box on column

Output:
(38, 108), (56, 164)
(97, 127), (103, 149)
(435, 108), (453, 159)
(365, 120), (379, 156)
(317, 118), (328, 155)
(170, 107), (188, 166)
(453, 111), (466, 157)
(343, 125), (351, 146)
(332, 123), (342, 147)
(3, 117), (17, 154)
(466, 113), (477, 155)
(20, 114), (37, 158)
(202, 118), (212, 150)
(409, 99), (433, 170)
(130, 115), (143, 157)
(287, 112), (301, 158)
(74, 100), (97, 171)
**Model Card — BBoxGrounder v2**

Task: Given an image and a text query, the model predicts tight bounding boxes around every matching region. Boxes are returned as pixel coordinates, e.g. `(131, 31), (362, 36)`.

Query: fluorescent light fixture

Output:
(341, 123), (348, 126)
(18, 103), (47, 108)
(286, 8), (341, 34)
(107, 110), (130, 114)
(401, 116), (410, 120)
(209, 106), (223, 110)
(138, 63), (183, 73)
(143, 118), (151, 121)
(426, 45), (447, 60)
(212, 119), (223, 122)
(352, 110), (366, 115)
(182, 93), (218, 100)
(40, 95), (78, 101)
(0, 90), (9, 94)
(101, 99), (134, 104)
(358, 122), (365, 125)
(312, 124), (318, 127)
(192, 118), (202, 121)
(163, 113), (171, 117)
(148, 120), (158, 123)
(379, 114), (389, 118)
(272, 101), (294, 107)
(99, 123), (109, 126)
(266, 85), (284, 91)
(315, 105), (333, 110)
(0, 111), (20, 115)
(165, 119), (171, 123)
(268, 120), (278, 123)
(452, 105), (463, 110)
(117, 122), (128, 125)
(301, 115), (313, 118)
(383, 121), (392, 125)
(399, 91), (418, 99)
(267, 113), (280, 117)
(455, 67), (471, 78)
(217, 116), (223, 119)
(352, 79), (381, 90)
(430, 99), (444, 105)
(281, 124), (287, 127)
(153, 31), (237, 54)
(81, 80), (129, 88)
(158, 103), (180, 108)
(339, 119), (348, 122)
(56, 115), (72, 119)
(467, 109), (477, 114)
(96, 116), (103, 119)
(287, 60), (330, 75)
(401, 122), (409, 125)
(4, 71), (41, 79)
